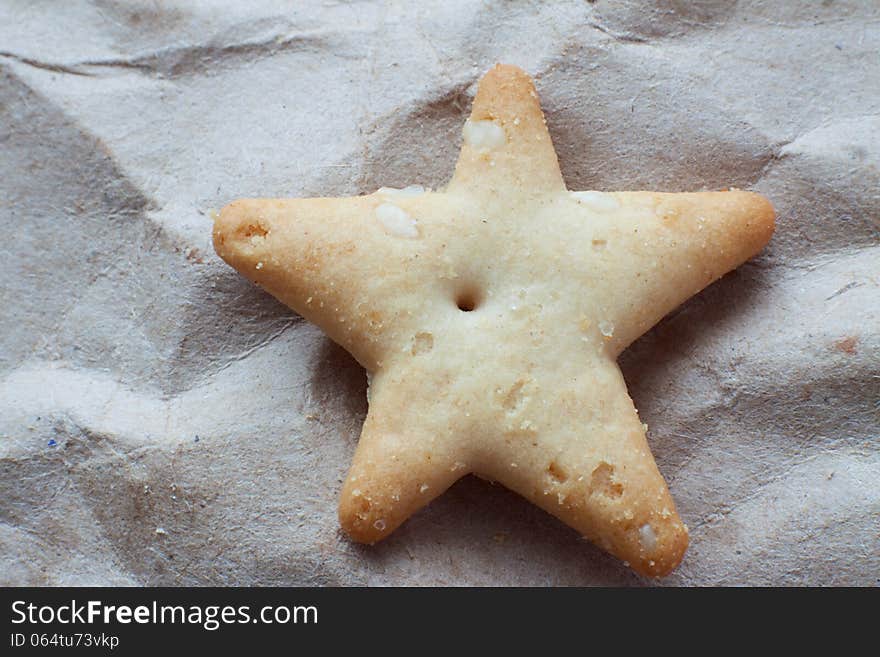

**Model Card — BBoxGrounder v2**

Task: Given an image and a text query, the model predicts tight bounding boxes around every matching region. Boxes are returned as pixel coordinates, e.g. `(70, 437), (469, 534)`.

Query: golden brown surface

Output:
(213, 64), (774, 577)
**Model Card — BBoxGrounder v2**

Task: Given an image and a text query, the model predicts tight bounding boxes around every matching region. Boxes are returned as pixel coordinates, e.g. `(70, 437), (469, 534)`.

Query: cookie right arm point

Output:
(599, 190), (775, 355)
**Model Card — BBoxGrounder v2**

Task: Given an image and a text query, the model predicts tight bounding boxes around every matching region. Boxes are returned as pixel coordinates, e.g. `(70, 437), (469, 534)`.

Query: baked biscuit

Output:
(213, 64), (774, 576)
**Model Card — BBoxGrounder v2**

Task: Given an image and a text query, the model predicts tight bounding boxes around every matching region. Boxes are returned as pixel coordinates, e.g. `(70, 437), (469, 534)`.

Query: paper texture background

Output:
(1, 0), (877, 586)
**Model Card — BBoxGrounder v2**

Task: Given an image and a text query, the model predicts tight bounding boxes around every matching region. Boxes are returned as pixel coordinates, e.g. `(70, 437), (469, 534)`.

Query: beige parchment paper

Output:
(1, 0), (878, 585)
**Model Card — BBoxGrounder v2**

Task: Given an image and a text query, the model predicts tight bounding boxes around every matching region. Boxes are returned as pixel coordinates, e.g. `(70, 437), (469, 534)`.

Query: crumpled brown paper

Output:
(1, 0), (877, 586)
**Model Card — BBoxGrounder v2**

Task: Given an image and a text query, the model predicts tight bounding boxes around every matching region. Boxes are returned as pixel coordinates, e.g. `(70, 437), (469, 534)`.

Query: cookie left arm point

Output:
(338, 370), (469, 543)
(213, 196), (430, 370)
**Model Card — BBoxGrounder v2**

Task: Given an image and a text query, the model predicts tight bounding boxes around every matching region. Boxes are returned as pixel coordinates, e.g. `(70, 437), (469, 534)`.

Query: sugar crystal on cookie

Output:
(463, 118), (506, 150)
(377, 185), (427, 197)
(375, 203), (420, 239)
(639, 524), (658, 552)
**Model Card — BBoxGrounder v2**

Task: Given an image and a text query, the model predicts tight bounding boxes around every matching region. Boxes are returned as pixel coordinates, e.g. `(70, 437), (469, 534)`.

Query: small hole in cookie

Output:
(239, 222), (268, 238)
(590, 461), (623, 499)
(456, 288), (481, 312)
(547, 461), (568, 483)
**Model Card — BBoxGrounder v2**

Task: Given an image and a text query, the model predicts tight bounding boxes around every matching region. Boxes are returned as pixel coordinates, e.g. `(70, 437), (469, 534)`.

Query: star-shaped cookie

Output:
(213, 64), (774, 577)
